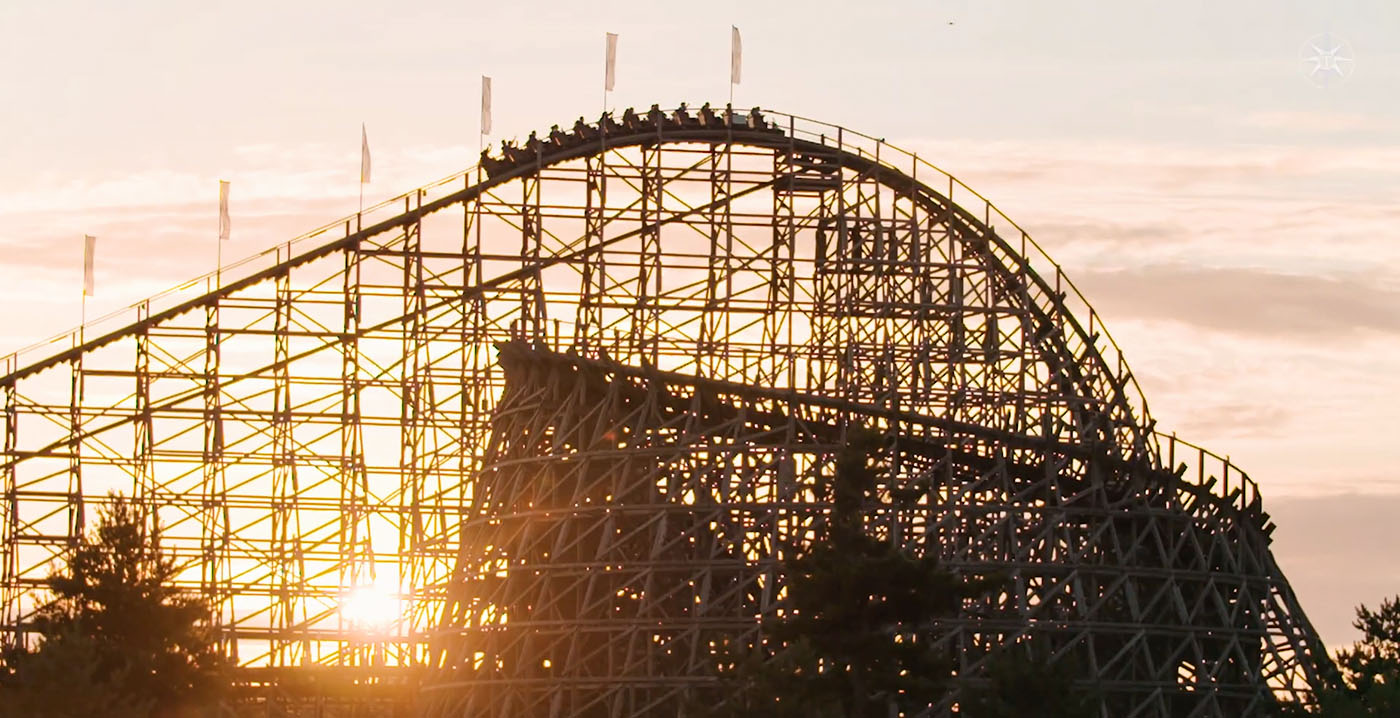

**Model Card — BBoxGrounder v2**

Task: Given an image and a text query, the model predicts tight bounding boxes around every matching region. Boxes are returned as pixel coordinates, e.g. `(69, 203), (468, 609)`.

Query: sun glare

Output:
(340, 582), (401, 632)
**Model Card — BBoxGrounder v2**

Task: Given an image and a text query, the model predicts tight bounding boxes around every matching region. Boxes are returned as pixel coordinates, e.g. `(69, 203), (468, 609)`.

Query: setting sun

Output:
(340, 582), (401, 632)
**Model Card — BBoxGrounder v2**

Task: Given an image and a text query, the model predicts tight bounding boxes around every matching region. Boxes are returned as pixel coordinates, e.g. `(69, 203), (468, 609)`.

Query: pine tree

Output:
(1300, 596), (1400, 717)
(705, 429), (1000, 717)
(958, 642), (1098, 718)
(0, 494), (226, 716)
(1333, 596), (1400, 708)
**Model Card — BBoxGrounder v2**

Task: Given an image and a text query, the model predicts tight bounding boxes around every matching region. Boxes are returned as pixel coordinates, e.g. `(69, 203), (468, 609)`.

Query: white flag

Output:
(481, 76), (492, 135)
(604, 32), (618, 91)
(731, 26), (742, 85)
(82, 235), (96, 296)
(360, 123), (371, 184)
(217, 180), (231, 241)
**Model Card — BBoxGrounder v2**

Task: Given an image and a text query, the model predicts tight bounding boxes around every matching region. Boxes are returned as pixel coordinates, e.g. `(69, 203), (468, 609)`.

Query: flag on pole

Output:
(218, 180), (231, 241)
(360, 124), (372, 184)
(481, 76), (492, 135)
(604, 32), (619, 91)
(731, 26), (742, 85)
(82, 235), (96, 296)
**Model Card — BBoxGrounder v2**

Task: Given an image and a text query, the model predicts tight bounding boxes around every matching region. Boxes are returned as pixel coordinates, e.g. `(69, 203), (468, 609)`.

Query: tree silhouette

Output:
(1333, 596), (1400, 707)
(1285, 596), (1400, 717)
(958, 642), (1098, 718)
(0, 494), (225, 716)
(704, 429), (1002, 717)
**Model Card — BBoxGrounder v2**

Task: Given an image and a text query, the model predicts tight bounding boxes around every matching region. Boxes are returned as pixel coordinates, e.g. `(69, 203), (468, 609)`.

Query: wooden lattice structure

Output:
(0, 106), (1325, 715)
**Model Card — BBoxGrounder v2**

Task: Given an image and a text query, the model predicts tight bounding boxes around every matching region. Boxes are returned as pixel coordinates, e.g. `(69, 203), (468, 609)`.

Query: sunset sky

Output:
(1, 0), (1397, 648)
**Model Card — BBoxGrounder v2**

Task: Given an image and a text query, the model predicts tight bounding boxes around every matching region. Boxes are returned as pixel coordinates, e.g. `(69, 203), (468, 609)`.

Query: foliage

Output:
(0, 626), (154, 717)
(1334, 597), (1400, 702)
(1280, 595), (1400, 717)
(0, 494), (226, 717)
(702, 429), (1003, 716)
(959, 642), (1098, 718)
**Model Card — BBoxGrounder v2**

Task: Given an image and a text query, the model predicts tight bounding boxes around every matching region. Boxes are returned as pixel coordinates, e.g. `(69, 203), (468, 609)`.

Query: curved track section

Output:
(0, 106), (1323, 715)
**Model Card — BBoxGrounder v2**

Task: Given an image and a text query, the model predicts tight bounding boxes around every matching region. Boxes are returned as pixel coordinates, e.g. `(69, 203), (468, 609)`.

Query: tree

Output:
(0, 494), (226, 716)
(0, 626), (154, 717)
(1288, 596), (1400, 717)
(959, 642), (1098, 718)
(1333, 596), (1400, 707)
(704, 429), (1002, 717)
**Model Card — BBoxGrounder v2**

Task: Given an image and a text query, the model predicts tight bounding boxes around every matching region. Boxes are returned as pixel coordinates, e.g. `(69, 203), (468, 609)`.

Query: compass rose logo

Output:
(1299, 33), (1355, 87)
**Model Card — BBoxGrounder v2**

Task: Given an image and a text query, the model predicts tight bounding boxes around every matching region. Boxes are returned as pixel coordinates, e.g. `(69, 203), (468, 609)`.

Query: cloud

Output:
(1090, 313), (1400, 501)
(1023, 219), (1184, 248)
(0, 197), (353, 276)
(895, 135), (1400, 305)
(0, 142), (476, 217)
(1169, 402), (1293, 439)
(1072, 265), (1400, 337)
(903, 136), (1400, 193)
(1235, 110), (1390, 134)
(0, 136), (481, 356)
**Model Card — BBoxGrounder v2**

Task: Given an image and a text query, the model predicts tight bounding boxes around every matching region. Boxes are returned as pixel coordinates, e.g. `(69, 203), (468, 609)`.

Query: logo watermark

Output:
(1299, 32), (1355, 87)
